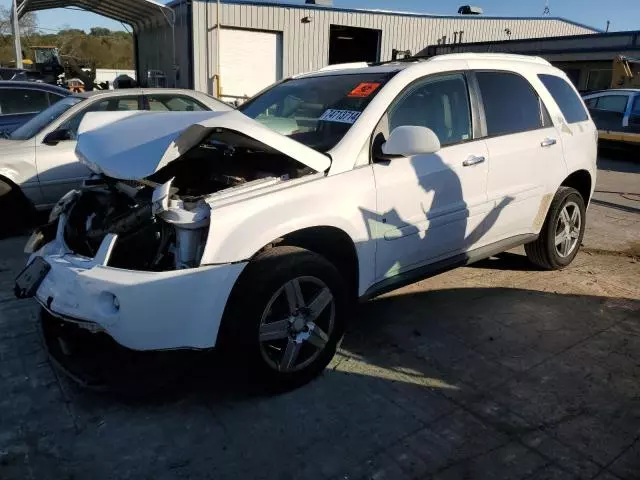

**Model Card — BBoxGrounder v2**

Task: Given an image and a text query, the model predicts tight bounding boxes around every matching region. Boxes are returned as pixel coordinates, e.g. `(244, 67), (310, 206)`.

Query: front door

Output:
(35, 95), (142, 205)
(370, 73), (490, 282)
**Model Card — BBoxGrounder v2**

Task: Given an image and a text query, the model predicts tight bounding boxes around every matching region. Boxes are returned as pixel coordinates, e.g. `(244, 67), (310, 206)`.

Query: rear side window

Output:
(584, 98), (598, 109)
(48, 93), (65, 106)
(147, 95), (207, 112)
(0, 89), (49, 115)
(593, 95), (628, 113)
(476, 72), (543, 137)
(539, 74), (589, 123)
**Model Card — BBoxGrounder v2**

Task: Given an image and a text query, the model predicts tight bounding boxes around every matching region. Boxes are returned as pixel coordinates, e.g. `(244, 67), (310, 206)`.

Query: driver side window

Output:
(371, 74), (472, 162)
(61, 96), (141, 139)
(388, 74), (472, 146)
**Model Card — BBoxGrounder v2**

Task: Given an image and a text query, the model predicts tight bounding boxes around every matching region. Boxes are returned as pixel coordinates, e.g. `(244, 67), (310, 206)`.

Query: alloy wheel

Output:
(554, 201), (581, 258)
(258, 276), (335, 373)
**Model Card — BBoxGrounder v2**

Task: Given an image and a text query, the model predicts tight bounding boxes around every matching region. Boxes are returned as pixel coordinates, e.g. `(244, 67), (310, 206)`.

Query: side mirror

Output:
(381, 126), (441, 158)
(43, 128), (72, 146)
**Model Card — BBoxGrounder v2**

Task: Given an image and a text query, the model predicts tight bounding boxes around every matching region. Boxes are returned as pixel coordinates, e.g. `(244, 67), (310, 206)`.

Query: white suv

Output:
(16, 54), (597, 389)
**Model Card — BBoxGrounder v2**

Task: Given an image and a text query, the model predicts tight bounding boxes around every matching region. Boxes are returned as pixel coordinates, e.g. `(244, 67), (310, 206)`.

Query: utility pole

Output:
(11, 0), (23, 69)
(606, 20), (610, 32)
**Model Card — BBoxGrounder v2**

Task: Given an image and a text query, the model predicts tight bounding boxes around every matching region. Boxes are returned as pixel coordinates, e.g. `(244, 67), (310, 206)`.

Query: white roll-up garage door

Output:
(219, 28), (283, 101)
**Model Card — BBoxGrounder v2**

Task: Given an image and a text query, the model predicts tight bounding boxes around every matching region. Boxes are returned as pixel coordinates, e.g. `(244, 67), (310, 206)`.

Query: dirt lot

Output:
(1, 154), (639, 480)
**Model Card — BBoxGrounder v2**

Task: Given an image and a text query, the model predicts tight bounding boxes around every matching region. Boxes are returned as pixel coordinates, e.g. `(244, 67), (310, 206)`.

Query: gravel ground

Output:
(0, 152), (639, 480)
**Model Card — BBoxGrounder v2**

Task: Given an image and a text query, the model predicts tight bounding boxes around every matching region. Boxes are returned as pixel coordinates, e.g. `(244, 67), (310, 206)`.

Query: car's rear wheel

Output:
(220, 246), (347, 390)
(525, 186), (586, 270)
(0, 179), (33, 238)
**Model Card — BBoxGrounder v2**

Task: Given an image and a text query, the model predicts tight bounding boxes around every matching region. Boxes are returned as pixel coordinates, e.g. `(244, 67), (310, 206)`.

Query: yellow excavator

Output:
(611, 55), (640, 89)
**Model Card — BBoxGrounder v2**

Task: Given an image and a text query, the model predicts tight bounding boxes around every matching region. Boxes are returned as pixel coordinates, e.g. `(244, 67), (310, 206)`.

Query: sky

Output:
(1, 0), (638, 33)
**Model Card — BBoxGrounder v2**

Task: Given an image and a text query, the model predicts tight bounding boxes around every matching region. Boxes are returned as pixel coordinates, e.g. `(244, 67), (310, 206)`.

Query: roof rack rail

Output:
(369, 55), (432, 67)
(317, 62), (370, 71)
(428, 53), (551, 65)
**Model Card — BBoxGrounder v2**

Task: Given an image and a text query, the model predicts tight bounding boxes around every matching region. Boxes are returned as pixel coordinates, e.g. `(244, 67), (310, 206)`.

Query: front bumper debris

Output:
(40, 309), (209, 390)
(28, 234), (246, 351)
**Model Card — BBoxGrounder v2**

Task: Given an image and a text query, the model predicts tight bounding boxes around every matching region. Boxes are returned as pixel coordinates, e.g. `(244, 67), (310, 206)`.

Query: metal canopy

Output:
(16, 0), (173, 30)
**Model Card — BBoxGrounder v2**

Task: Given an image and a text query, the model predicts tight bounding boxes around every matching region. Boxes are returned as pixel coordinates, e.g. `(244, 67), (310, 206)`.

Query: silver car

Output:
(0, 88), (231, 232)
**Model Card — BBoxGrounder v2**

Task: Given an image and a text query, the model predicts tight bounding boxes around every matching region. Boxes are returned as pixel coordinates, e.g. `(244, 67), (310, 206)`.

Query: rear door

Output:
(35, 95), (143, 204)
(474, 71), (566, 243)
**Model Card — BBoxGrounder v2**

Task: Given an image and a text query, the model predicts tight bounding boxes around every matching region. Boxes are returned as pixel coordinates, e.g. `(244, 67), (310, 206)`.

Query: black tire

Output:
(525, 187), (586, 270)
(219, 246), (348, 391)
(0, 179), (34, 238)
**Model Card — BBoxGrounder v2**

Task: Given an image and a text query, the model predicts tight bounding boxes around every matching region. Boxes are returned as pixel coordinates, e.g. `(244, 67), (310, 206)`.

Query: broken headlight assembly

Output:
(48, 189), (80, 223)
(24, 190), (80, 254)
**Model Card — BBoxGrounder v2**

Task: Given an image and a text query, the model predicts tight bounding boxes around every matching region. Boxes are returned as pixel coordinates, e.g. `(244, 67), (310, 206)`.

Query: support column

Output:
(11, 0), (23, 69)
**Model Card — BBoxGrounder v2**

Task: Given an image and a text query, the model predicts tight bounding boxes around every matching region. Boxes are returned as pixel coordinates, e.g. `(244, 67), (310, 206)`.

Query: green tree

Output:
(0, 28), (133, 69)
(89, 27), (111, 36)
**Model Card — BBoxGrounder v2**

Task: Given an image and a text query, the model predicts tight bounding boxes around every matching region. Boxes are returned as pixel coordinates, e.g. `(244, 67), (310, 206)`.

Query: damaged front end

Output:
(56, 175), (211, 272)
(25, 175), (211, 272)
(18, 110), (329, 354)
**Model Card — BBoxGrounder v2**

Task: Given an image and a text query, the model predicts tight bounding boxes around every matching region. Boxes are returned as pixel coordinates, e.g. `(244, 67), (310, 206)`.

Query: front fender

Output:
(202, 166), (378, 295)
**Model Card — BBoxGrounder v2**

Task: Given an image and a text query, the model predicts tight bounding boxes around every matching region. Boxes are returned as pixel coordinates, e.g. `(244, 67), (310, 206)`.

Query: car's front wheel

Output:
(220, 246), (347, 390)
(525, 186), (586, 270)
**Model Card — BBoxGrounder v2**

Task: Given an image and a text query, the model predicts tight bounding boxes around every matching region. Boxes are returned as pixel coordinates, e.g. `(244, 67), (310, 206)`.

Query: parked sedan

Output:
(583, 89), (640, 146)
(0, 88), (231, 232)
(0, 81), (71, 137)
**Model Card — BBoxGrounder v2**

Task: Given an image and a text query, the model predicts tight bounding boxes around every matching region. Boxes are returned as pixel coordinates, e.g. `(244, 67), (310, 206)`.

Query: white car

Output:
(0, 88), (231, 233)
(16, 54), (597, 389)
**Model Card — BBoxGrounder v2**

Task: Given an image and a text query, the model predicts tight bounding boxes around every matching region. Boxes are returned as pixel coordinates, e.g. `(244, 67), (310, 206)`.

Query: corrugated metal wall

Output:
(424, 31), (640, 58)
(136, 0), (192, 89)
(141, 0), (598, 94)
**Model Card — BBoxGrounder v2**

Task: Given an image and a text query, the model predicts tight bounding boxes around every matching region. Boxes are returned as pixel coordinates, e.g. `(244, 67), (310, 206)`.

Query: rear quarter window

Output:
(538, 74), (589, 123)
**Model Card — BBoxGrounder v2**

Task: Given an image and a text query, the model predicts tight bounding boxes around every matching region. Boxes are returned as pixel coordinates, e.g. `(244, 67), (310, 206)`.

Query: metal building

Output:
(135, 0), (599, 101)
(420, 30), (640, 92)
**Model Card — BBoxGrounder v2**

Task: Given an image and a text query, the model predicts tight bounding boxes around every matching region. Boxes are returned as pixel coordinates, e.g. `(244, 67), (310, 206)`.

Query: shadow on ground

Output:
(4, 273), (639, 480)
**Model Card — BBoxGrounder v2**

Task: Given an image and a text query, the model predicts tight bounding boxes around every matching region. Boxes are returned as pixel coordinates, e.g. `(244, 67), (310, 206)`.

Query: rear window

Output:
(476, 71), (543, 137)
(539, 74), (589, 123)
(239, 72), (395, 152)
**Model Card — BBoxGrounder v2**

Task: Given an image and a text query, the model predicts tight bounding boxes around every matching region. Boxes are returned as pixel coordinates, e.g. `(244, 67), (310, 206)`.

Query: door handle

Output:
(541, 138), (557, 147)
(463, 155), (486, 167)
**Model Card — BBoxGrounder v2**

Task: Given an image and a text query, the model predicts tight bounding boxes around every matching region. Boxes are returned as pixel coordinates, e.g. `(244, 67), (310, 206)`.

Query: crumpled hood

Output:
(75, 110), (331, 180)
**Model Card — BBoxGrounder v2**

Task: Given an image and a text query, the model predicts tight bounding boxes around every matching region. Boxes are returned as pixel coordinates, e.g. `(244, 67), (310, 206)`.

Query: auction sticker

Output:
(348, 82), (381, 98)
(319, 109), (362, 124)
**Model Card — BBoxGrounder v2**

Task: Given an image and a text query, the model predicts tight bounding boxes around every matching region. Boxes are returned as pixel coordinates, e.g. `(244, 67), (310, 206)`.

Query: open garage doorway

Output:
(328, 25), (381, 65)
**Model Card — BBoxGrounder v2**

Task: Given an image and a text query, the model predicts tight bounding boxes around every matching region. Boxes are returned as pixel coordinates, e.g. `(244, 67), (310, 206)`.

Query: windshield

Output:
(9, 96), (84, 140)
(239, 72), (395, 152)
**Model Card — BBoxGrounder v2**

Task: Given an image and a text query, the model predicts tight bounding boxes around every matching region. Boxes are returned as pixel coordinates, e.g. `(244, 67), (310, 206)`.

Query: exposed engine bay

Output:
(59, 129), (317, 271)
